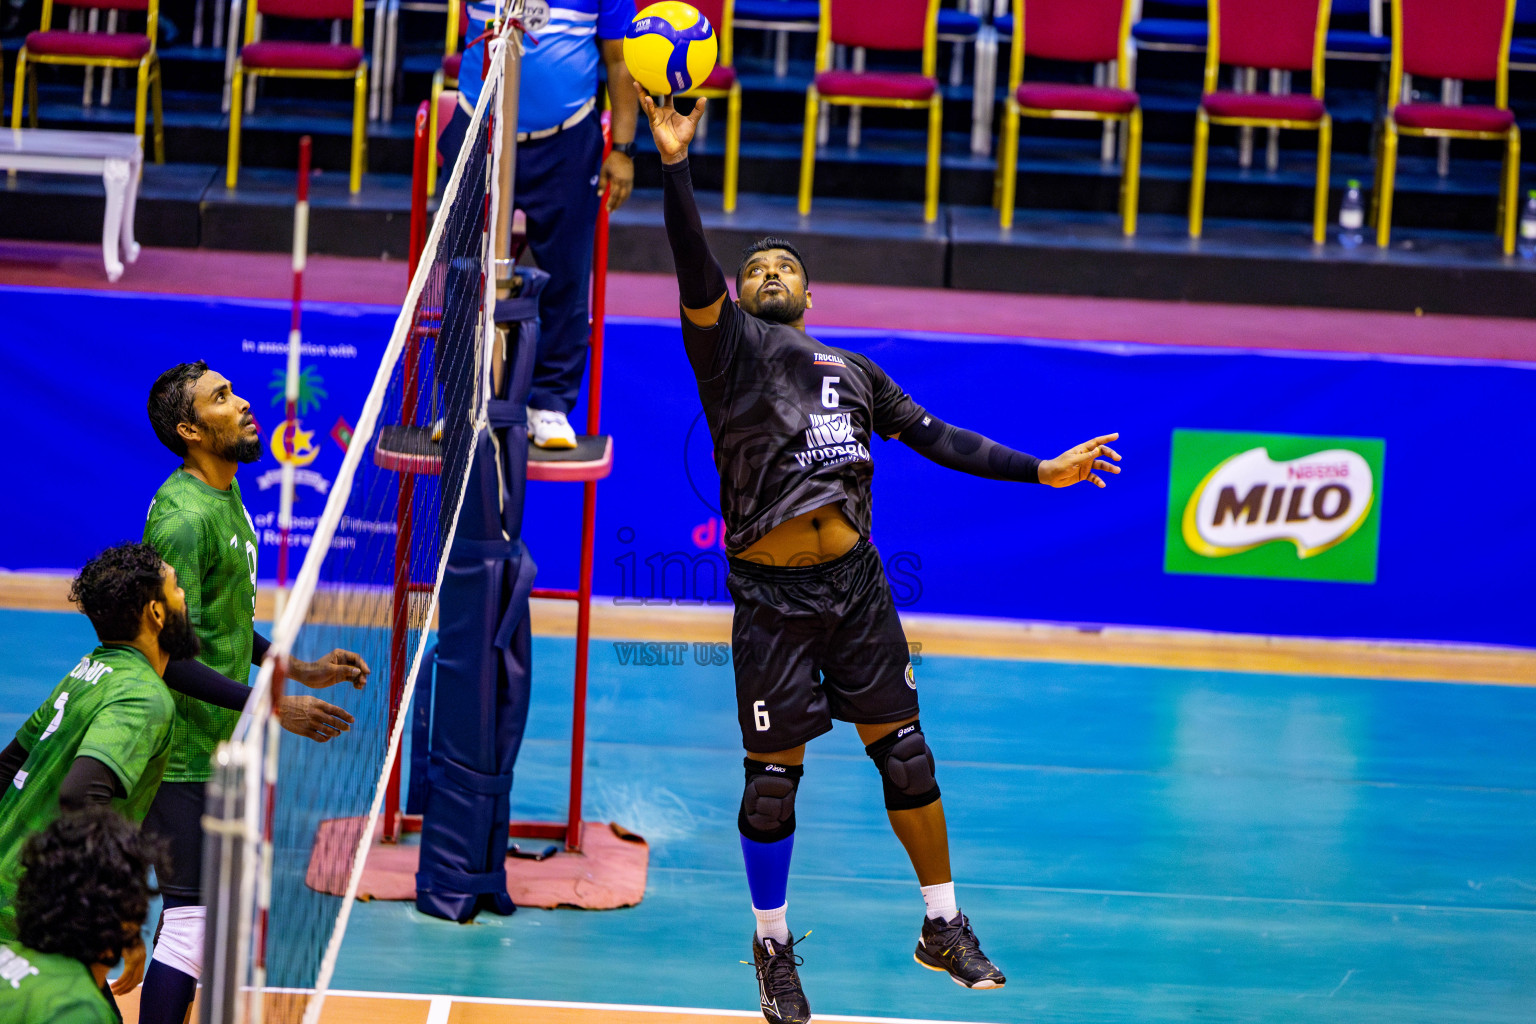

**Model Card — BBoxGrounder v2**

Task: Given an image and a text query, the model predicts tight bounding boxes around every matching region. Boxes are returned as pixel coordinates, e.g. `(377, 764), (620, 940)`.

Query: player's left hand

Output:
(111, 938), (146, 995)
(1038, 433), (1122, 488)
(294, 649), (370, 689)
(599, 151), (634, 212)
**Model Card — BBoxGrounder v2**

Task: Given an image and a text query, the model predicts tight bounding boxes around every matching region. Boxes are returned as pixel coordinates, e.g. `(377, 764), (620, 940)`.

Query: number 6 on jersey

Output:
(821, 376), (840, 409)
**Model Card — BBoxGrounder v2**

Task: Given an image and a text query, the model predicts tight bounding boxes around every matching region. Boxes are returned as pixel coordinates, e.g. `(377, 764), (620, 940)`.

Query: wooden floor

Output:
(114, 987), (988, 1024)
(5, 571), (1532, 687)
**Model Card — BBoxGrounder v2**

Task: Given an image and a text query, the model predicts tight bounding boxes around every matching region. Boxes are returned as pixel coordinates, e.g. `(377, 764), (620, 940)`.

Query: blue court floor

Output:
(3, 608), (1535, 1023)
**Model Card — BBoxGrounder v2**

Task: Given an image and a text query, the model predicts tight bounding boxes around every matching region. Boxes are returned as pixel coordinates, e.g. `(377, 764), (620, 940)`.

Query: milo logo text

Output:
(1184, 447), (1373, 558)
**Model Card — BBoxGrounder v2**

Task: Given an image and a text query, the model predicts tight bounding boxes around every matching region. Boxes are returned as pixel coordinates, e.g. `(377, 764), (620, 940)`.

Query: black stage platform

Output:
(4, 65), (1535, 314)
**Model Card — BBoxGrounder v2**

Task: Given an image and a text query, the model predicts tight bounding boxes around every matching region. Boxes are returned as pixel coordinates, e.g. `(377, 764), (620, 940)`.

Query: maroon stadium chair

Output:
(1373, 0), (1520, 253)
(679, 0), (742, 212)
(1188, 0), (1333, 244)
(798, 0), (942, 223)
(227, 0), (368, 193)
(9, 0), (165, 163)
(997, 0), (1141, 235)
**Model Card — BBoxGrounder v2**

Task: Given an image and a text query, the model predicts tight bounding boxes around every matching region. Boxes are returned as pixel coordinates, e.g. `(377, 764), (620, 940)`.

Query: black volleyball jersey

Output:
(682, 298), (927, 552)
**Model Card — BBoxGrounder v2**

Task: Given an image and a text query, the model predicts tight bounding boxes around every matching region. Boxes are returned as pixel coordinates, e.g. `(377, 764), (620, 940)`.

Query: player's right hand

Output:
(634, 81), (705, 165)
(278, 695), (354, 743)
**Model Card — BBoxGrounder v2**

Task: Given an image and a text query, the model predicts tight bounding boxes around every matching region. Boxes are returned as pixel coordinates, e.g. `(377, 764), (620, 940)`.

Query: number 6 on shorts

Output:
(753, 700), (770, 732)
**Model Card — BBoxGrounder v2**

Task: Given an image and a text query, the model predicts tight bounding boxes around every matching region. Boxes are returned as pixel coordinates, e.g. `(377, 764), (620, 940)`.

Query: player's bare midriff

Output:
(733, 500), (861, 566)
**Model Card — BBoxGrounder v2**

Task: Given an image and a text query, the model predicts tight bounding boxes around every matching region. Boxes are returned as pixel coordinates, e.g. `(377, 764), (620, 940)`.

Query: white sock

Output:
(753, 903), (790, 944)
(921, 881), (958, 923)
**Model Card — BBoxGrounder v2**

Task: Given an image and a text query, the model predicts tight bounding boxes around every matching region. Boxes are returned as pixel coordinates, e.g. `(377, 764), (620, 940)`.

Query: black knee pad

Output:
(738, 758), (804, 843)
(865, 720), (940, 811)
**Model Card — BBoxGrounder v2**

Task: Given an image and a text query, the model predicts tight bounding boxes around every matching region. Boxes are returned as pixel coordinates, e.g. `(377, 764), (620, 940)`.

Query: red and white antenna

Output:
(274, 135), (311, 625)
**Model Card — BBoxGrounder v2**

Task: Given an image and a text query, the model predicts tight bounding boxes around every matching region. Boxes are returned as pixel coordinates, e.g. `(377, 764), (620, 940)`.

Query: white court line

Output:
(424, 996), (452, 1024)
(322, 989), (999, 1024)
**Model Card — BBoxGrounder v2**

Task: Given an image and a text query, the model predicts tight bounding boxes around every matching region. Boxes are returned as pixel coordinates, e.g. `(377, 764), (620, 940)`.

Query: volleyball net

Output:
(199, 24), (511, 1024)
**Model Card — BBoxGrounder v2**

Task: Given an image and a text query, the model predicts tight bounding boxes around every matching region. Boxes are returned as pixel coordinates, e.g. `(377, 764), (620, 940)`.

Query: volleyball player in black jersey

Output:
(638, 84), (1122, 1024)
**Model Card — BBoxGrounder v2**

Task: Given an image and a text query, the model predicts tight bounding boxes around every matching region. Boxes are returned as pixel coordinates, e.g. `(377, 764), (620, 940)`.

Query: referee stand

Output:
(380, 102), (613, 870)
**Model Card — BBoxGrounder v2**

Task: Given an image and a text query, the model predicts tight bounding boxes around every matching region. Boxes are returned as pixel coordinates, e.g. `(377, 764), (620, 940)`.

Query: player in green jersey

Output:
(0, 809), (162, 1024)
(0, 541), (195, 1005)
(139, 360), (371, 1024)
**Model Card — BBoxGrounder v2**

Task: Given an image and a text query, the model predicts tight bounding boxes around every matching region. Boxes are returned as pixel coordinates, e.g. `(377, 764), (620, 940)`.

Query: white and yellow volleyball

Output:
(624, 1), (718, 96)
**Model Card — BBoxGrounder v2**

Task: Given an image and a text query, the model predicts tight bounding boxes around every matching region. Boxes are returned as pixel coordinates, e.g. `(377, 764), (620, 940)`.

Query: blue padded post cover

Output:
(413, 268), (543, 923)
(404, 644), (436, 816)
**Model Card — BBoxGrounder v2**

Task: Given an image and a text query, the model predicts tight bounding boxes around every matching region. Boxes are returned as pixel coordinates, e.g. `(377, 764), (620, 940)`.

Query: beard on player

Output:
(747, 285), (808, 325)
(159, 601), (202, 662)
(211, 410), (263, 464)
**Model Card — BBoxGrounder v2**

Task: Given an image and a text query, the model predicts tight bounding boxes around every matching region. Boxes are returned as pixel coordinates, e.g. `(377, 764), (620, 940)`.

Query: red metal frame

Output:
(381, 105), (435, 843)
(383, 103), (611, 852)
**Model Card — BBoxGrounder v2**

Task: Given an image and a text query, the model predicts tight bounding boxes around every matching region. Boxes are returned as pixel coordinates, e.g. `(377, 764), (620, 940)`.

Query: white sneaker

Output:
(527, 407), (578, 449)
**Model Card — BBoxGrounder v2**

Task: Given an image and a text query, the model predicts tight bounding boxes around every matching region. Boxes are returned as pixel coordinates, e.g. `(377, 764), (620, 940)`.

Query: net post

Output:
(493, 0), (521, 301)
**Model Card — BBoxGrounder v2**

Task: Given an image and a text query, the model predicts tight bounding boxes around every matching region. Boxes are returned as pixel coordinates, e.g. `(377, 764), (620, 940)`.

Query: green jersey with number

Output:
(144, 468), (259, 783)
(0, 646), (174, 941)
(0, 941), (114, 1024)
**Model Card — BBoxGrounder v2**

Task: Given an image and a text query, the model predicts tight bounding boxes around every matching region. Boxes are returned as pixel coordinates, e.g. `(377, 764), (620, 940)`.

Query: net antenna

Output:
(200, 10), (523, 1022)
(274, 135), (313, 626)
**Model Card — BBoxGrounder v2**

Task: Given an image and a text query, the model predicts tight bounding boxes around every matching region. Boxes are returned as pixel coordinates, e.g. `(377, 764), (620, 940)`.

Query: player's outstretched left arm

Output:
(899, 414), (1122, 489)
(287, 649), (371, 690)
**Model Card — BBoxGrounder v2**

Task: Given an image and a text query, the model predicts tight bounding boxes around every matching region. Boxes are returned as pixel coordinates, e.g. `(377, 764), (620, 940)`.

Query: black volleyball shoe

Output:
(749, 932), (812, 1023)
(914, 911), (1006, 989)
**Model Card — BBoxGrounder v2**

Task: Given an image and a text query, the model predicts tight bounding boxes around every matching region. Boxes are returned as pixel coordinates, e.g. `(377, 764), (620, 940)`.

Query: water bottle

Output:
(1519, 191), (1536, 260)
(1338, 180), (1364, 249)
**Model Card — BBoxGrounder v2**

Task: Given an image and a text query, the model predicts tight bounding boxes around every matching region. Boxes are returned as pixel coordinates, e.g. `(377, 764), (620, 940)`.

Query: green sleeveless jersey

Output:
(0, 646), (174, 941)
(144, 469), (259, 783)
(0, 941), (114, 1024)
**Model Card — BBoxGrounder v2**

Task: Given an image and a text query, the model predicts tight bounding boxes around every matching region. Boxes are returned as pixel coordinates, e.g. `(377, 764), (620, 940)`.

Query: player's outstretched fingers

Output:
(314, 698), (354, 731)
(1099, 444), (1122, 462)
(1093, 458), (1121, 474)
(333, 649), (371, 688)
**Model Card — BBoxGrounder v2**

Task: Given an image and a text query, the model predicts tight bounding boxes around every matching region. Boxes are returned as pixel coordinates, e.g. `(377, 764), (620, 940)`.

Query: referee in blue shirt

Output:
(442, 0), (639, 449)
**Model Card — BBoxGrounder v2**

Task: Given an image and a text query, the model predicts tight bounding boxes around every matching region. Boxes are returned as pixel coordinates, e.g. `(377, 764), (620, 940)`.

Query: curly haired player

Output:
(0, 544), (190, 1015)
(636, 83), (1124, 1024)
(0, 809), (163, 1024)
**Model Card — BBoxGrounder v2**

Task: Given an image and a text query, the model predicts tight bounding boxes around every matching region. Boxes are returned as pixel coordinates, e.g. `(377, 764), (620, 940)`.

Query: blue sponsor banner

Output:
(0, 286), (394, 579)
(3, 288), (1532, 648)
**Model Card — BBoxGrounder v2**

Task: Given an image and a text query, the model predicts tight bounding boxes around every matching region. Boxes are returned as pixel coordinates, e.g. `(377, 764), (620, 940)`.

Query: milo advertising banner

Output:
(1165, 430), (1385, 584)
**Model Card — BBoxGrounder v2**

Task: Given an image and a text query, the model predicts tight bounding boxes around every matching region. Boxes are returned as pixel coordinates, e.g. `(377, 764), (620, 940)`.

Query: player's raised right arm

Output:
(636, 83), (729, 331)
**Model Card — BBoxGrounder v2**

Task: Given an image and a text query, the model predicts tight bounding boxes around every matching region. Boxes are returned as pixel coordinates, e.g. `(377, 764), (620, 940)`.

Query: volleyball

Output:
(624, 2), (718, 96)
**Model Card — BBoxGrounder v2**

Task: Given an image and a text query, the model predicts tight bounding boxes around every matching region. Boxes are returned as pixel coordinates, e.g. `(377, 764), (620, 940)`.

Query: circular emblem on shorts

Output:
(905, 662), (916, 690)
(523, 0), (551, 32)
